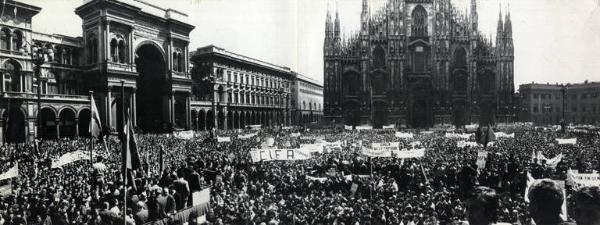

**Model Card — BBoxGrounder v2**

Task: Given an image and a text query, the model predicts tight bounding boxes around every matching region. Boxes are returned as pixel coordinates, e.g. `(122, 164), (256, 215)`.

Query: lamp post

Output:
(560, 84), (568, 132)
(31, 44), (51, 139)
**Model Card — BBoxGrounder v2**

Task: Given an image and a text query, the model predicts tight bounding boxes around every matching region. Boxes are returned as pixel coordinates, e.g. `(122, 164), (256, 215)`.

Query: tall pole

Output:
(121, 81), (127, 225)
(36, 62), (42, 141)
(89, 91), (95, 165)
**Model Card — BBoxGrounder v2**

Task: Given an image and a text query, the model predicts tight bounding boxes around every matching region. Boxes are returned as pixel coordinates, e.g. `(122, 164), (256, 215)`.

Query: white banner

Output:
(421, 131), (434, 135)
(556, 138), (577, 145)
(445, 133), (473, 139)
(395, 132), (414, 139)
(392, 148), (426, 158)
(51, 150), (89, 168)
(382, 124), (395, 129)
(248, 125), (262, 130)
(217, 136), (231, 142)
(238, 132), (258, 139)
(372, 142), (400, 151)
(344, 125), (353, 130)
(299, 143), (325, 153)
(281, 126), (293, 130)
(356, 125), (373, 131)
(0, 163), (18, 181)
(290, 132), (301, 137)
(192, 188), (211, 207)
(322, 141), (342, 153)
(250, 148), (312, 162)
(174, 130), (194, 139)
(567, 170), (600, 188)
(476, 151), (488, 169)
(457, 141), (479, 148)
(494, 132), (515, 139)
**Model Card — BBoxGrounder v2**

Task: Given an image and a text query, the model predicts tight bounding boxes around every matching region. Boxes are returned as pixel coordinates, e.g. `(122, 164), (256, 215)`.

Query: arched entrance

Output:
(206, 110), (214, 130)
(479, 101), (496, 126)
(191, 110), (197, 131)
(198, 110), (206, 131)
(373, 101), (389, 128)
(40, 108), (57, 139)
(59, 108), (77, 138)
(217, 111), (225, 130)
(227, 111), (233, 130)
(78, 109), (91, 137)
(3, 107), (26, 143)
(452, 101), (467, 128)
(135, 43), (168, 132)
(412, 100), (429, 128)
(343, 101), (361, 127)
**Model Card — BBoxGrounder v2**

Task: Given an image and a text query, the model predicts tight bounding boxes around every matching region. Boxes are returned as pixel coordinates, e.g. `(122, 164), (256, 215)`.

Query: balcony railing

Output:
(2, 92), (90, 102)
(106, 61), (137, 73)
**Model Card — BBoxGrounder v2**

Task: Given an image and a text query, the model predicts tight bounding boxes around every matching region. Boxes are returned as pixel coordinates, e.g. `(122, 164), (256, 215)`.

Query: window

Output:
(12, 30), (22, 51)
(533, 106), (538, 113)
(173, 48), (184, 72)
(227, 71), (231, 82)
(1, 28), (10, 50)
(411, 5), (428, 37)
(373, 46), (386, 68)
(4, 61), (21, 92)
(87, 34), (98, 64)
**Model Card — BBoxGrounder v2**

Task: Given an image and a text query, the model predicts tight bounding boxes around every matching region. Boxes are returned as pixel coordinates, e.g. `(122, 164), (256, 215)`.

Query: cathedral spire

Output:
(361, 0), (369, 34)
(334, 5), (340, 40)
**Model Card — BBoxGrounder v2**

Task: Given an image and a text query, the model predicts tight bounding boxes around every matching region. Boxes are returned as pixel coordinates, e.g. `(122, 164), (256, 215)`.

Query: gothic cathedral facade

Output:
(323, 0), (516, 128)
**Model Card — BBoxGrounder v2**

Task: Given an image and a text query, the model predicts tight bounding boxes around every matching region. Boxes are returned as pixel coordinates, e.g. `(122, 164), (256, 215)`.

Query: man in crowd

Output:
(465, 186), (499, 225)
(573, 186), (600, 225)
(527, 179), (573, 225)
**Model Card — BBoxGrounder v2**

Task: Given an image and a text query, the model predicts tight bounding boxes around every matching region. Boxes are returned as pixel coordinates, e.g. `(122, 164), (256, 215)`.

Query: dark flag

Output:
(123, 111), (141, 170)
(485, 126), (496, 146)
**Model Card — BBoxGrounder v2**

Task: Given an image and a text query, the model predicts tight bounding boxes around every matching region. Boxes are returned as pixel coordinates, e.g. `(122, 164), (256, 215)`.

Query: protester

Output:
(573, 186), (600, 225)
(527, 179), (570, 225)
(0, 125), (598, 224)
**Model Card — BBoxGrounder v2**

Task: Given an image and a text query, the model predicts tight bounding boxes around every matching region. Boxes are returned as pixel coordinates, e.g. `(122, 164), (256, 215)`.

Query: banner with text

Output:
(250, 148), (312, 162)
(238, 132), (258, 140)
(395, 132), (414, 139)
(567, 170), (600, 188)
(556, 138), (577, 145)
(217, 136), (231, 142)
(51, 150), (90, 168)
(174, 130), (195, 139)
(392, 148), (426, 158)
(445, 133), (473, 139)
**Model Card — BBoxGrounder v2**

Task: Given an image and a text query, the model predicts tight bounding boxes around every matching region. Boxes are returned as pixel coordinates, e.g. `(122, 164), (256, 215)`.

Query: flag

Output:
(0, 163), (18, 181)
(89, 95), (102, 138)
(123, 111), (141, 170)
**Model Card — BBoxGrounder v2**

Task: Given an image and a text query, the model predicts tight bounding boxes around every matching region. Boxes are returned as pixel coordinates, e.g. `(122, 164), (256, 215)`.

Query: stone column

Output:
(169, 92), (175, 126)
(186, 95), (191, 129)
(132, 91), (137, 127)
(223, 108), (228, 130)
(55, 118), (61, 139)
(106, 88), (112, 131)
(74, 118), (79, 138)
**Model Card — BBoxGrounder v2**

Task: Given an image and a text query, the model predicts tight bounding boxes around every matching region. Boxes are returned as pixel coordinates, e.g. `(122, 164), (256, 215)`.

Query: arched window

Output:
(12, 30), (22, 51)
(118, 40), (126, 63)
(454, 47), (467, 68)
(303, 101), (306, 110)
(452, 72), (468, 93)
(413, 45), (428, 72)
(371, 72), (387, 94)
(110, 38), (118, 62)
(411, 5), (428, 37)
(343, 71), (361, 95)
(4, 61), (21, 92)
(87, 34), (98, 64)
(373, 46), (386, 68)
(478, 71), (495, 93)
(173, 48), (184, 72)
(1, 28), (11, 50)
(55, 47), (63, 64)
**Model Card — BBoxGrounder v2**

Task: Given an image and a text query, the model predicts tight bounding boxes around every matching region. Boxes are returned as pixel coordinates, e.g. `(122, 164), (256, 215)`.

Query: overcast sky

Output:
(28, 0), (600, 88)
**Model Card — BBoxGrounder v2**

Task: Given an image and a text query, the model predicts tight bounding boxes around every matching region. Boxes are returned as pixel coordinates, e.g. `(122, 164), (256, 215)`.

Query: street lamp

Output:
(560, 84), (568, 132)
(31, 44), (52, 139)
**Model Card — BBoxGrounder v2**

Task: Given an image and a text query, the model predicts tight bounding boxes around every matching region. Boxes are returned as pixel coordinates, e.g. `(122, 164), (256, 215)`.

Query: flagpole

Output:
(121, 81), (127, 225)
(90, 91), (94, 165)
(89, 90), (95, 194)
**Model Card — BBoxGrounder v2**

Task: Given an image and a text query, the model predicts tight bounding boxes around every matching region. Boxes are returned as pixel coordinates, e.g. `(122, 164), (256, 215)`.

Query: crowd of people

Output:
(0, 124), (599, 225)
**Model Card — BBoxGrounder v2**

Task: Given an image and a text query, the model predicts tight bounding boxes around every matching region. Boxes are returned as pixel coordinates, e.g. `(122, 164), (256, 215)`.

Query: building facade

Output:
(190, 45), (293, 130)
(518, 82), (600, 125)
(1, 0), (194, 144)
(291, 73), (323, 125)
(323, 0), (516, 128)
